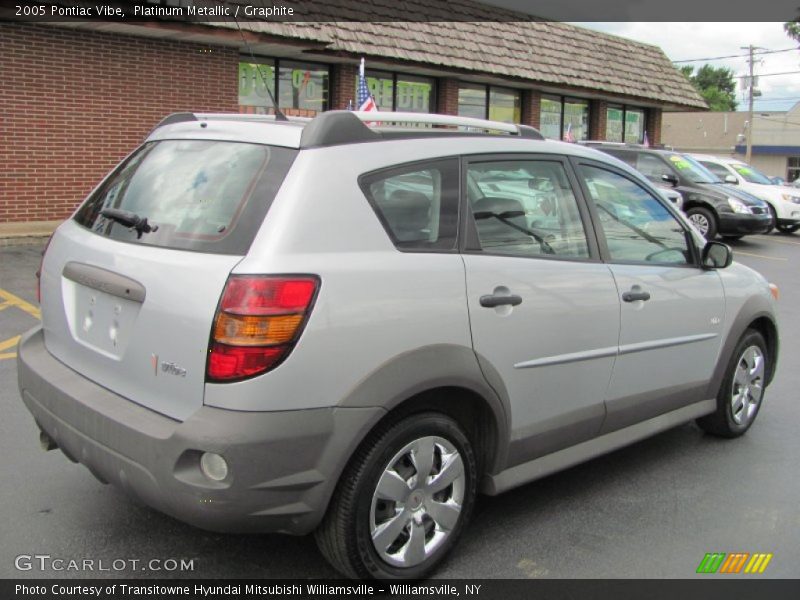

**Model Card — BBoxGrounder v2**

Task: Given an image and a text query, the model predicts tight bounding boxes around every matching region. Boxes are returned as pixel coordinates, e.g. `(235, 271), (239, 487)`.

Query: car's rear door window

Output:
(465, 159), (590, 259)
(74, 140), (297, 255)
(360, 159), (460, 251)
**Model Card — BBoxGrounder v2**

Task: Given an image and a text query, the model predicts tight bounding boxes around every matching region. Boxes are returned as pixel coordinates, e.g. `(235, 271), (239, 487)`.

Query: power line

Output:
(673, 47), (798, 63)
(751, 97), (800, 103)
(741, 70), (800, 78)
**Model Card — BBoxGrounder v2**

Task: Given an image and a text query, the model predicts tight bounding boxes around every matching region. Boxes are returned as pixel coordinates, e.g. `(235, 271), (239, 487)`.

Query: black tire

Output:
(776, 222), (800, 234)
(315, 412), (477, 580)
(685, 206), (718, 239)
(697, 329), (769, 438)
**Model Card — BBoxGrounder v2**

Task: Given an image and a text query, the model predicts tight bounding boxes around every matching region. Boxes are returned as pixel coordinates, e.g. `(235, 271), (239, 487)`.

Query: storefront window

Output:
(539, 96), (562, 139)
(362, 72), (435, 112)
(459, 84), (521, 122)
(563, 98), (589, 141)
(625, 108), (645, 144)
(278, 60), (328, 113)
(606, 106), (624, 142)
(458, 84), (487, 119)
(238, 61), (276, 110)
(396, 75), (435, 113)
(605, 105), (647, 143)
(364, 70), (394, 110)
(239, 59), (328, 115)
(488, 87), (521, 124)
(788, 157), (800, 183)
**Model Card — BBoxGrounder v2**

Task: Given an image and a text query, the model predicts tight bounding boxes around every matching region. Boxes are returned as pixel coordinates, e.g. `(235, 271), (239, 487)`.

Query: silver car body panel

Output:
(40, 220), (241, 421)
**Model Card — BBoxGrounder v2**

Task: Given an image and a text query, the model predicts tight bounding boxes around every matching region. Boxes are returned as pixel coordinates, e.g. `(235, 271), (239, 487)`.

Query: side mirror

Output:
(661, 173), (679, 187)
(724, 174), (738, 184)
(702, 241), (733, 269)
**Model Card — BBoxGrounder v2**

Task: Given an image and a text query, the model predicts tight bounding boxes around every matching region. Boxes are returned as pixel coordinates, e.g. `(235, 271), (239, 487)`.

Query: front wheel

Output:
(686, 206), (718, 239)
(697, 329), (769, 438)
(776, 222), (800, 234)
(315, 412), (477, 579)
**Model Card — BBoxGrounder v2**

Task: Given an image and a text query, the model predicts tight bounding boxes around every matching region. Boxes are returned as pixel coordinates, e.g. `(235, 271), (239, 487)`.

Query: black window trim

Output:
(458, 152), (603, 263)
(569, 156), (703, 268)
(358, 156), (462, 254)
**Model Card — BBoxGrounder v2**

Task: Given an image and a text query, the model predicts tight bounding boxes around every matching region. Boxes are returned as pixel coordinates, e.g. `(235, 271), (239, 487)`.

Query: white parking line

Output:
(755, 236), (800, 247)
(735, 250), (788, 261)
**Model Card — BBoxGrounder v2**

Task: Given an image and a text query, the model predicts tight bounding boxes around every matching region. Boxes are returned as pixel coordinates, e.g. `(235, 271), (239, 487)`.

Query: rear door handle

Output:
(480, 294), (523, 308)
(622, 287), (651, 302)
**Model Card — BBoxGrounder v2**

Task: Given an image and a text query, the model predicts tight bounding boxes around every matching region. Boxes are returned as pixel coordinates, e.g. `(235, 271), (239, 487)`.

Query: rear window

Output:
(74, 140), (297, 255)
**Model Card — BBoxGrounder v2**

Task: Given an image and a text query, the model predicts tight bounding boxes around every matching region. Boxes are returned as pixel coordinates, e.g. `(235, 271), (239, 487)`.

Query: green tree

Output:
(785, 20), (800, 43)
(680, 65), (738, 111)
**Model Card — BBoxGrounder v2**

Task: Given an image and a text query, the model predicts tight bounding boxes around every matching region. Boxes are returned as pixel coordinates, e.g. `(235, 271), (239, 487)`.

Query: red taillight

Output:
(36, 235), (53, 304)
(207, 276), (319, 381)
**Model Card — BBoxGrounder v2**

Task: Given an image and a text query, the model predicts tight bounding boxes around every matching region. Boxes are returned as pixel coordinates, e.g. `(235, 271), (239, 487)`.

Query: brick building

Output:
(0, 1), (705, 224)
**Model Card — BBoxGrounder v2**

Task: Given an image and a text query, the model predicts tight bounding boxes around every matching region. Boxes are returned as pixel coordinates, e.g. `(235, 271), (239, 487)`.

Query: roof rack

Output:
(581, 141), (648, 149)
(299, 111), (544, 148)
(152, 110), (546, 148)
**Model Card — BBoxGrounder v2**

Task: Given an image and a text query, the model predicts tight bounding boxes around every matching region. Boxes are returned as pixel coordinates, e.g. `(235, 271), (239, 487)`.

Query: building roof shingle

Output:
(213, 0), (706, 109)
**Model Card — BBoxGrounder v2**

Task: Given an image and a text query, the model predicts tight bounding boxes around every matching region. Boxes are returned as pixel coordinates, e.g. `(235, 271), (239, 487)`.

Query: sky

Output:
(574, 23), (800, 112)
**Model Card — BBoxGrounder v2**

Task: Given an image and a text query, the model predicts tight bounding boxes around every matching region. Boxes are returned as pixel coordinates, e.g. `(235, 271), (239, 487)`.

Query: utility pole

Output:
(741, 45), (760, 164)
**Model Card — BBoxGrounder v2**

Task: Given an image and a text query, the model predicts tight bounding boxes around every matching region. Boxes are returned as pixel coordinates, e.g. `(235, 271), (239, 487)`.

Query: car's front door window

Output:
(579, 165), (692, 265)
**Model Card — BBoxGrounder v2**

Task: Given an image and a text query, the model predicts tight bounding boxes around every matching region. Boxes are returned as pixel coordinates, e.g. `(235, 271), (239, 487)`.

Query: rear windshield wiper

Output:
(100, 208), (158, 239)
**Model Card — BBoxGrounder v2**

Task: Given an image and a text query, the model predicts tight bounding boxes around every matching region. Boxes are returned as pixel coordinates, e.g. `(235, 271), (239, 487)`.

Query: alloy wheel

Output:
(689, 212), (710, 236)
(730, 345), (765, 425)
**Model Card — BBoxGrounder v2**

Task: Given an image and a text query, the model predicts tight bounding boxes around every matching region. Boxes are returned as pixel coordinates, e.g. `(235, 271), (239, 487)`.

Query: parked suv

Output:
(18, 112), (779, 580)
(583, 142), (772, 239)
(690, 154), (800, 234)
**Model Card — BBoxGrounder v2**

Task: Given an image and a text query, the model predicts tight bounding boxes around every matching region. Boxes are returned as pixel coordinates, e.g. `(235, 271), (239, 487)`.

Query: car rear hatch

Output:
(39, 138), (297, 421)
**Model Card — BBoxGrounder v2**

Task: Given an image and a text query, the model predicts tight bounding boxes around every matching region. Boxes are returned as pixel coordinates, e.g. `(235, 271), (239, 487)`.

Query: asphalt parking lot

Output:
(1, 234), (799, 580)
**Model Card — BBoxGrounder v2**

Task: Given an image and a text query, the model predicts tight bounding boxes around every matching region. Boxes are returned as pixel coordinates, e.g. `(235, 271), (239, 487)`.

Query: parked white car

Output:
(691, 154), (800, 234)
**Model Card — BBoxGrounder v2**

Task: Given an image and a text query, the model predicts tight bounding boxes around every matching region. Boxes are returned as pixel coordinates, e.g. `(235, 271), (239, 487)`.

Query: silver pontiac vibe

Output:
(18, 111), (779, 580)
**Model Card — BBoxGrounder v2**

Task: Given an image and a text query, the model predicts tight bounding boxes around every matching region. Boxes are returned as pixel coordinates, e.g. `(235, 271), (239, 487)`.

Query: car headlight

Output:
(727, 197), (753, 214)
(781, 193), (800, 204)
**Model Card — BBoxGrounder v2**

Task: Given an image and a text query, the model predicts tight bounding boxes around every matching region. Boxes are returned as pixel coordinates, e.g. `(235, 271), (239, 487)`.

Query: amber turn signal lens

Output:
(769, 283), (779, 301)
(213, 313), (303, 346)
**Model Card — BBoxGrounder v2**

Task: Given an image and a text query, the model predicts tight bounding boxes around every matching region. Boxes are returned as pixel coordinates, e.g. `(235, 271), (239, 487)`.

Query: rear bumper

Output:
(717, 212), (773, 235)
(17, 327), (384, 535)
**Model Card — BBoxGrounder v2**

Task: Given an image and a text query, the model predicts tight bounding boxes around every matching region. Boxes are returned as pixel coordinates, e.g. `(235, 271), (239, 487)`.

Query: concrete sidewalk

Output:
(0, 221), (61, 246)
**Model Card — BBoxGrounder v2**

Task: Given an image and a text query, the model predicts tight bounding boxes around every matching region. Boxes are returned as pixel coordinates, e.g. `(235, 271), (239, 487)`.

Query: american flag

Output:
(357, 58), (377, 112)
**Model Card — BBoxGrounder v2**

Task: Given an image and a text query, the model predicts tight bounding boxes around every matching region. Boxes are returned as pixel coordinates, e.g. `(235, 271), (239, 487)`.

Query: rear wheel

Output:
(315, 412), (477, 580)
(697, 329), (768, 438)
(686, 206), (717, 239)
